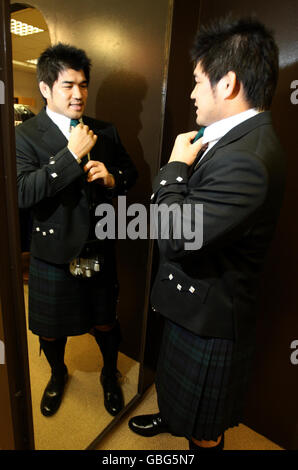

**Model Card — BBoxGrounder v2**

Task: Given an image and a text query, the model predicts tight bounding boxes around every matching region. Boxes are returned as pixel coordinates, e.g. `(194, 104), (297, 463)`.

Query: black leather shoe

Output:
(100, 371), (124, 416)
(128, 413), (170, 437)
(40, 368), (68, 417)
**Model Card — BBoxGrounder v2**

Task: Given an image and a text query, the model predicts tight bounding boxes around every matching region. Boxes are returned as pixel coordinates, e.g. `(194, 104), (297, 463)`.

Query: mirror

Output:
(11, 3), (147, 450)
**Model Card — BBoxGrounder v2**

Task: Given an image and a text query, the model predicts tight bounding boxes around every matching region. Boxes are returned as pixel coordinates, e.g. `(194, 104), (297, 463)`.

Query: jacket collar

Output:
(193, 111), (272, 171)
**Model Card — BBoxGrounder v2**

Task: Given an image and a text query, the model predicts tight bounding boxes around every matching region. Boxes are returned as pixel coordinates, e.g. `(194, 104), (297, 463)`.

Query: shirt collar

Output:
(202, 109), (260, 147)
(46, 107), (83, 139)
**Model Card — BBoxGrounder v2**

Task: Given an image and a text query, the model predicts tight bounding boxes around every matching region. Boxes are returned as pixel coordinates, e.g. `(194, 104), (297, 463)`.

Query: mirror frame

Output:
(0, 0), (34, 450)
(1, 0), (157, 449)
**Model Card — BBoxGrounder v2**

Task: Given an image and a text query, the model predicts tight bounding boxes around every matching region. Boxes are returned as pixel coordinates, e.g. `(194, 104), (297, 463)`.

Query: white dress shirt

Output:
(200, 108), (260, 162)
(46, 107), (82, 160)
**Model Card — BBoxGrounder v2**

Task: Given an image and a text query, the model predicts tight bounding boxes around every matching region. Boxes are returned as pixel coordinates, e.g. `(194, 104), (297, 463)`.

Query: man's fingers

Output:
(88, 167), (105, 177)
(187, 130), (200, 142)
(192, 136), (204, 147)
(87, 169), (106, 182)
(175, 131), (202, 145)
(83, 159), (102, 171)
(71, 122), (85, 132)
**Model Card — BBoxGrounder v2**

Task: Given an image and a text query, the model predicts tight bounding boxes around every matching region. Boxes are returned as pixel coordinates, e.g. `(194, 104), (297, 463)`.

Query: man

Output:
(16, 43), (137, 417)
(129, 16), (285, 450)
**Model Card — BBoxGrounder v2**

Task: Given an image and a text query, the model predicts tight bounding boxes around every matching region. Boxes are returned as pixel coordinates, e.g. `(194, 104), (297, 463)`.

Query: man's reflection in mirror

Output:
(15, 44), (138, 417)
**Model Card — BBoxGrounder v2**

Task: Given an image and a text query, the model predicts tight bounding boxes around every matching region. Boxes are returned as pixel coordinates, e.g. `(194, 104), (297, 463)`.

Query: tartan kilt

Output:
(155, 319), (255, 441)
(28, 255), (119, 338)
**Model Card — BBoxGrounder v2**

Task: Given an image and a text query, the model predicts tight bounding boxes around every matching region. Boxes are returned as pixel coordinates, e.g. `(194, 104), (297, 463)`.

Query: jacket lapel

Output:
(37, 108), (68, 155)
(191, 111), (272, 174)
(36, 108), (87, 196)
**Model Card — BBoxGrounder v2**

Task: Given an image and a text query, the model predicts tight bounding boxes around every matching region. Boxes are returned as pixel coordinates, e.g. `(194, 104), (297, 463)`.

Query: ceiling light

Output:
(11, 19), (44, 36)
(13, 60), (36, 70)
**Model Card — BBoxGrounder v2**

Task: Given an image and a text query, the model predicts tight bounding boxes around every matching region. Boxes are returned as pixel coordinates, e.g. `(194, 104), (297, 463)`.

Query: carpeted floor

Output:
(95, 385), (284, 451)
(23, 284), (140, 450)
(23, 284), (284, 451)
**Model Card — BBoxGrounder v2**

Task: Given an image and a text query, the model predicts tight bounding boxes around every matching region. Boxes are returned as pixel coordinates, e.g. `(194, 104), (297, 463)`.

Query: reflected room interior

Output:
(11, 4), (142, 450)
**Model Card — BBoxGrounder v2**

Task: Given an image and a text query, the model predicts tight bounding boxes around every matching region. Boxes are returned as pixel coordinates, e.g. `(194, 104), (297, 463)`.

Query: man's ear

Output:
(218, 71), (240, 100)
(39, 81), (51, 100)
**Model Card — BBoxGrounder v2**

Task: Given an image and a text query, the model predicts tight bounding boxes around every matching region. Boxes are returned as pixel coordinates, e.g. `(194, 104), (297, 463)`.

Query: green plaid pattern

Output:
(156, 319), (254, 441)
(28, 256), (118, 337)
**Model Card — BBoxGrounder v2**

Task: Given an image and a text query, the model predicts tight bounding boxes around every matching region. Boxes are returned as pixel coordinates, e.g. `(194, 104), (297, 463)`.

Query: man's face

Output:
(191, 62), (223, 127)
(40, 68), (88, 119)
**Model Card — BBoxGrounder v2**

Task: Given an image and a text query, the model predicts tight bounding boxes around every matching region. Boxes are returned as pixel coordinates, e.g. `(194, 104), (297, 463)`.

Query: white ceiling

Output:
(11, 7), (51, 73)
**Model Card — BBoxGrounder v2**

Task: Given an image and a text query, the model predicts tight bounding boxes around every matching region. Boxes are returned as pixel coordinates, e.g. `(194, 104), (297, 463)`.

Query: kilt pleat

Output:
(195, 338), (232, 439)
(156, 319), (253, 441)
(28, 256), (118, 338)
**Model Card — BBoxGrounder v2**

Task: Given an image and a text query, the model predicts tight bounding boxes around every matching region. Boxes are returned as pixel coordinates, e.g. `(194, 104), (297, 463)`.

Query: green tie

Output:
(70, 118), (80, 127)
(70, 119), (88, 166)
(193, 126), (205, 142)
(189, 127), (208, 174)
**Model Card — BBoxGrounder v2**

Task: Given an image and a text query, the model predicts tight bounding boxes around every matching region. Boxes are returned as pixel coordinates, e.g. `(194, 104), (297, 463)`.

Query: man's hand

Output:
(169, 131), (203, 166)
(83, 160), (115, 187)
(68, 123), (98, 159)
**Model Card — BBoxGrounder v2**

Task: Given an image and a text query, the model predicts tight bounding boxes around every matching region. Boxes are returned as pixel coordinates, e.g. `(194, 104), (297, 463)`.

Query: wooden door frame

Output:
(0, 0), (34, 450)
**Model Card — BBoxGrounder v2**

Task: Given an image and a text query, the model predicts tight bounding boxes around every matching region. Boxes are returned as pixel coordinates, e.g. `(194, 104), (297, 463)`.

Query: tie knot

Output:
(193, 126), (205, 143)
(70, 119), (80, 127)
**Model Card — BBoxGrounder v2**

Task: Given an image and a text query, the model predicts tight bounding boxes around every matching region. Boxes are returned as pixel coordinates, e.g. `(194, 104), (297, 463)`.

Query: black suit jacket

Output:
(16, 108), (137, 264)
(150, 111), (286, 344)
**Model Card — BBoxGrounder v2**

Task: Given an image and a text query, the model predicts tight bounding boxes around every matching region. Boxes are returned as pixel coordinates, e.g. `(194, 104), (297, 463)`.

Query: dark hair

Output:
(37, 43), (92, 89)
(191, 16), (279, 110)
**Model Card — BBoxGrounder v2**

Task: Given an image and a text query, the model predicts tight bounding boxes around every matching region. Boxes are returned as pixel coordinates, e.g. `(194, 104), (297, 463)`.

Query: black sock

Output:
(39, 336), (67, 380)
(93, 322), (121, 377)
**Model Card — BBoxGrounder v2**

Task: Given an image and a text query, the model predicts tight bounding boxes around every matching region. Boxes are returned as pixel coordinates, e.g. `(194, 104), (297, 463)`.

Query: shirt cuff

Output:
(68, 148), (81, 164)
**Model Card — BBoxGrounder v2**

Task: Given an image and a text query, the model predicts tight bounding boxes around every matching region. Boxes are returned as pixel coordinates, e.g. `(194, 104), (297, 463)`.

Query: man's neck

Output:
(202, 108), (260, 148)
(216, 102), (253, 123)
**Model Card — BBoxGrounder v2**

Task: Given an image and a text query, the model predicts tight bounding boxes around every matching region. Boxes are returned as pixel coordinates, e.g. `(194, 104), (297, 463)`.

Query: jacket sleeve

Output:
(16, 128), (84, 209)
(151, 148), (268, 260)
(102, 125), (138, 198)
